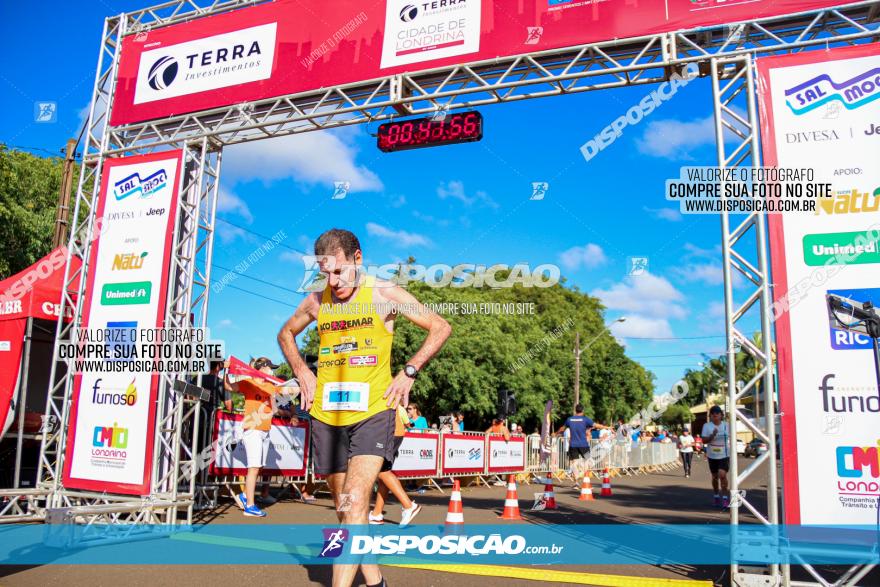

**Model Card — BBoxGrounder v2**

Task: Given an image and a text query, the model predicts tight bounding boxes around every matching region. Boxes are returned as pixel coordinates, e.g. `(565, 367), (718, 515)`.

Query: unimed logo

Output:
(319, 528), (348, 558)
(101, 281), (152, 306)
(803, 230), (880, 266)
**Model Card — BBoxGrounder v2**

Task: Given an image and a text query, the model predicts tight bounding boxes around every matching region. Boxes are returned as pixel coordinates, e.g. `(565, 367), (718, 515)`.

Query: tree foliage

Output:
(0, 145), (68, 278)
(298, 271), (655, 432)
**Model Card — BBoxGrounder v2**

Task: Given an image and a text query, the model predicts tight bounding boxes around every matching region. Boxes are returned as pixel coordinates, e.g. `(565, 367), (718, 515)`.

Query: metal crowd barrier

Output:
(194, 428), (683, 508)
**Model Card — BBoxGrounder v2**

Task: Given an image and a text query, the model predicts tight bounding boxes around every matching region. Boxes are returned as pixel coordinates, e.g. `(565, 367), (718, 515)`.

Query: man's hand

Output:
(384, 371), (415, 409)
(296, 368), (317, 410)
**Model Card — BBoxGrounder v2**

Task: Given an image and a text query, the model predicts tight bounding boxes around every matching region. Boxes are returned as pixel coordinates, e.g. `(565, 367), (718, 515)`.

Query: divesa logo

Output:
(785, 67), (880, 116)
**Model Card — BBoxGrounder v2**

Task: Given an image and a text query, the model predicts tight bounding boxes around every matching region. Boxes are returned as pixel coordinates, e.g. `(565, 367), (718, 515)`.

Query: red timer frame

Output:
(377, 111), (483, 152)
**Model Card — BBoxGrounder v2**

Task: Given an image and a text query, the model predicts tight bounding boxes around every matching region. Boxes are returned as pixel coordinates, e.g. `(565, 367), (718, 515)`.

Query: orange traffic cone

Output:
(601, 467), (612, 497)
(542, 482), (557, 510)
(578, 474), (594, 501)
(445, 479), (464, 525)
(499, 475), (523, 520)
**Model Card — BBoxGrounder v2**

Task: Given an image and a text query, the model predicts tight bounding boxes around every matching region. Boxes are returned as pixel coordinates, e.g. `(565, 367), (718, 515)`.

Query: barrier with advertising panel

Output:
(111, 0), (846, 126)
(209, 411), (308, 477)
(757, 42), (880, 525)
(487, 435), (526, 473)
(440, 433), (485, 475)
(391, 432), (439, 478)
(62, 150), (183, 496)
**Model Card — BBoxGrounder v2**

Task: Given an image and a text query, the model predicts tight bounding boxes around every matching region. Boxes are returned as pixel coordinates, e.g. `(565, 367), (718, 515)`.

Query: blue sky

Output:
(1, 1), (755, 395)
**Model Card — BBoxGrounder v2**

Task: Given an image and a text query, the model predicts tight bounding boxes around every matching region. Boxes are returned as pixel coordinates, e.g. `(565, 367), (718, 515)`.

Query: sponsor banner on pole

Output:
(487, 436), (526, 473)
(209, 411), (308, 477)
(111, 0), (845, 125)
(62, 150), (183, 495)
(391, 432), (439, 477)
(757, 43), (880, 525)
(441, 433), (485, 475)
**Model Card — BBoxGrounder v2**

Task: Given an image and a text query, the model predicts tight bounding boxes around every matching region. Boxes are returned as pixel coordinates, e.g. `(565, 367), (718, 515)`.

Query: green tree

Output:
(660, 403), (694, 430)
(0, 145), (70, 277)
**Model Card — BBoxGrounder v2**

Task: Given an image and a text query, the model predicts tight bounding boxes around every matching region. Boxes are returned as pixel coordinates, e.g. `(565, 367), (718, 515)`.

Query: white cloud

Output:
(591, 273), (687, 320)
(222, 129), (382, 191)
(279, 250), (305, 264)
(635, 115), (715, 160)
(215, 318), (233, 328)
(217, 188), (253, 223)
(366, 222), (431, 247)
(437, 180), (497, 208)
(707, 301), (725, 318)
(413, 210), (450, 227)
(643, 206), (682, 222)
(673, 262), (745, 287)
(558, 243), (608, 271)
(683, 242), (721, 259)
(217, 222), (248, 244)
(610, 315), (674, 339)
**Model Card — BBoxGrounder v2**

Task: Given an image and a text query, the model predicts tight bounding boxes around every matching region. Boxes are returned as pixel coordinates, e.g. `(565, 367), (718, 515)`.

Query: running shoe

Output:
(234, 492), (247, 510)
(369, 513), (384, 525)
(243, 504), (267, 517)
(713, 495), (721, 507)
(399, 502), (422, 528)
(721, 495), (730, 509)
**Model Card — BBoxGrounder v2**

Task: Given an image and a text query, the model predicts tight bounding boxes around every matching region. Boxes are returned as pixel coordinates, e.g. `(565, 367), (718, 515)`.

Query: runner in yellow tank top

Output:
(277, 229), (451, 587)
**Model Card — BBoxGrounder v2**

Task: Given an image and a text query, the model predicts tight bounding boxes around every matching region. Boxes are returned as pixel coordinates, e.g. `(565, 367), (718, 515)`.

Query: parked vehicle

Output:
(744, 438), (769, 458)
(736, 439), (746, 455)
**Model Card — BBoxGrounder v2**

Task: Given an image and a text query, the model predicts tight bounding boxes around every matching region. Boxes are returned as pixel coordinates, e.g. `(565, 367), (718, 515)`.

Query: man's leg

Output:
(718, 469), (729, 497)
(326, 472), (346, 523)
(245, 467), (259, 507)
(378, 471), (413, 510)
(333, 454), (384, 587)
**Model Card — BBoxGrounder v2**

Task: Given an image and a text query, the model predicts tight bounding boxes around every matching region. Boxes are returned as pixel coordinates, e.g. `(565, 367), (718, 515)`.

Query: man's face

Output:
(317, 249), (362, 300)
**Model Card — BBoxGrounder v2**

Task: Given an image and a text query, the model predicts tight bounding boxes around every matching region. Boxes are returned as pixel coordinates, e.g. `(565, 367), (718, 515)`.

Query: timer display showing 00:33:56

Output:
(377, 111), (483, 152)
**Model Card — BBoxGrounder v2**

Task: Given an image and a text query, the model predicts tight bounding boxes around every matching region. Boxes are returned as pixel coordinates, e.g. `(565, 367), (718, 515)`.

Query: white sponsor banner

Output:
(441, 434), (485, 473)
(381, 0), (481, 68)
(135, 23), (277, 105)
(64, 151), (182, 494)
(392, 433), (439, 476)
(759, 45), (880, 524)
(487, 437), (525, 472)
(211, 414), (307, 476)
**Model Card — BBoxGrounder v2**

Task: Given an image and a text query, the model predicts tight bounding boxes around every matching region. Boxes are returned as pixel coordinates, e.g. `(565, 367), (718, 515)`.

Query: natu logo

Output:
(785, 67), (880, 116)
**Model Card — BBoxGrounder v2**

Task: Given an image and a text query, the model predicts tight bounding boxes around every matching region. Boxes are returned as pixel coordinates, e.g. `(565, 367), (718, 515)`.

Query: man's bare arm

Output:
(382, 284), (451, 369)
(277, 293), (320, 409)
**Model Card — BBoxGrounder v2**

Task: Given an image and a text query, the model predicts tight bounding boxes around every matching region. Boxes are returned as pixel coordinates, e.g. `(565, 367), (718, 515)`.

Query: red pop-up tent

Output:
(0, 248), (80, 486)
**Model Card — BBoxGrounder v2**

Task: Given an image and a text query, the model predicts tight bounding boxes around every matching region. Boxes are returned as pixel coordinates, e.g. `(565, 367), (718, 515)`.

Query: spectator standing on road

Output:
(454, 411), (465, 432)
(678, 428), (695, 477)
(701, 405), (731, 507)
(486, 416), (511, 441)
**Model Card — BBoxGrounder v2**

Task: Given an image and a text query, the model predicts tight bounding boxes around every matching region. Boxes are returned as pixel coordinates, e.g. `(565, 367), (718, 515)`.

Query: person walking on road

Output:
(277, 228), (451, 587)
(678, 428), (695, 477)
(701, 405), (731, 507)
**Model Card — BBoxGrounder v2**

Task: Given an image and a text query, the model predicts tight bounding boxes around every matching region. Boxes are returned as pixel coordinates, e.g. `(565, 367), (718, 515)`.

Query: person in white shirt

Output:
(678, 428), (695, 478)
(700, 405), (730, 507)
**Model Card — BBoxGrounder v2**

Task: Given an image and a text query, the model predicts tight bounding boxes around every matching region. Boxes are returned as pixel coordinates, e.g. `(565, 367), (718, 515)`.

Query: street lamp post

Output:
(574, 317), (626, 409)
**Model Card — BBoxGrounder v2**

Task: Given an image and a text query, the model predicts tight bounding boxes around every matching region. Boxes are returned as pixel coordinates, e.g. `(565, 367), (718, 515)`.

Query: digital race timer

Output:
(377, 111), (483, 152)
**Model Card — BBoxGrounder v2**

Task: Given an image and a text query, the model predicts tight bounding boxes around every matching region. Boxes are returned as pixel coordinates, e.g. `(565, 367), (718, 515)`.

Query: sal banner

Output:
(62, 150), (183, 495)
(757, 43), (880, 525)
(111, 0), (845, 125)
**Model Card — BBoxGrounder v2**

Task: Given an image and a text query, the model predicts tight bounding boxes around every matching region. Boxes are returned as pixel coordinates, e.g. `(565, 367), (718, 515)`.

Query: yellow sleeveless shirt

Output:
(310, 276), (394, 426)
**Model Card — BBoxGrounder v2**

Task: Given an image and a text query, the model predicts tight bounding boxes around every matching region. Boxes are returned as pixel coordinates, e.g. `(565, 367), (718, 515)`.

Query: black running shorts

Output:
(311, 409), (396, 475)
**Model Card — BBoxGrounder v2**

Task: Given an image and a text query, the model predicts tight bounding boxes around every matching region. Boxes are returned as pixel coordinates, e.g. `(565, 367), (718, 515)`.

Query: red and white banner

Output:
(391, 432), (439, 478)
(209, 411), (309, 477)
(62, 150), (183, 495)
(111, 0), (846, 126)
(441, 433), (485, 475)
(758, 43), (880, 525)
(487, 436), (526, 473)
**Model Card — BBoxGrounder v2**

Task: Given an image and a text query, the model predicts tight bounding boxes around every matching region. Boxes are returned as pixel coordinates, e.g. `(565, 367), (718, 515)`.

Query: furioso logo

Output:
(785, 67), (880, 116)
(319, 528), (348, 558)
(113, 169), (168, 201)
(400, 5), (418, 21)
(148, 56), (179, 90)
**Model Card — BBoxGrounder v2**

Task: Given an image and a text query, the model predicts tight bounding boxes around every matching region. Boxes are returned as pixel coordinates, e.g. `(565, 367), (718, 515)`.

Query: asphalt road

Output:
(2, 455), (873, 586)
